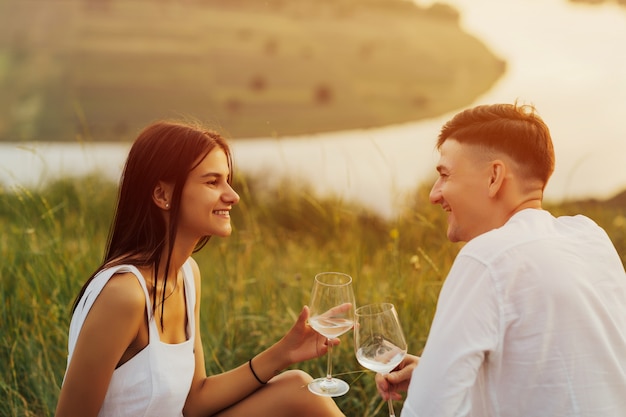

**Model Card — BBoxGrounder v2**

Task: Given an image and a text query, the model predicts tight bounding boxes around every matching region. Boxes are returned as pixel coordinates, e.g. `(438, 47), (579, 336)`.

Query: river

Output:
(1, 0), (625, 218)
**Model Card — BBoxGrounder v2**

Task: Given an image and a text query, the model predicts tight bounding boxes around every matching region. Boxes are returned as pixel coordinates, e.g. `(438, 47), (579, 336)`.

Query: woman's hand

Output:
(279, 304), (351, 365)
(375, 354), (420, 401)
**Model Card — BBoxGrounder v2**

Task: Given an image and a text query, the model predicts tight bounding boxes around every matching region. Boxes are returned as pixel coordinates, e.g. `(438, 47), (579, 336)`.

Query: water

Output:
(1, 0), (625, 218)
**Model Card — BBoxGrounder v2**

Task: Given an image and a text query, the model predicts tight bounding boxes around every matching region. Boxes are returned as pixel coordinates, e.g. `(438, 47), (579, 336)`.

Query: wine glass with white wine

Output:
(307, 272), (356, 397)
(354, 303), (408, 417)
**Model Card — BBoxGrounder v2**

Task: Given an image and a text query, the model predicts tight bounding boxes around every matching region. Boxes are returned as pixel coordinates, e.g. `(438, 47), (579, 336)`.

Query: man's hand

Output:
(375, 354), (420, 401)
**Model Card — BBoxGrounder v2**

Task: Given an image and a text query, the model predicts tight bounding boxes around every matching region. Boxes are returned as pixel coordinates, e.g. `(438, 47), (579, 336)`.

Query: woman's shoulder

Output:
(68, 267), (147, 354)
(97, 270), (147, 315)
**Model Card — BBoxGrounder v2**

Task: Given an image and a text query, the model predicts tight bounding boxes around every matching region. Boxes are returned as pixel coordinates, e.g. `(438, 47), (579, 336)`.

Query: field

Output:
(0, 3), (623, 414)
(0, 0), (505, 142)
(1, 173), (624, 416)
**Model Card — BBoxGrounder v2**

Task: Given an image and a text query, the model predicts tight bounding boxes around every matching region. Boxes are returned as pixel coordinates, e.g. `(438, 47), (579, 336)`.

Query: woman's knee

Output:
(270, 369), (313, 387)
(270, 370), (343, 416)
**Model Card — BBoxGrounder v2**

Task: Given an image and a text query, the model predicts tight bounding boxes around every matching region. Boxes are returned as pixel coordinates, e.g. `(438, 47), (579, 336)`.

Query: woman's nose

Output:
(224, 184), (240, 205)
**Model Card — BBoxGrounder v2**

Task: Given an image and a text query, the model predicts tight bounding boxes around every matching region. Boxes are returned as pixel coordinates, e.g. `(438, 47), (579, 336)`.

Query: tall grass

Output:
(0, 177), (115, 416)
(0, 175), (623, 416)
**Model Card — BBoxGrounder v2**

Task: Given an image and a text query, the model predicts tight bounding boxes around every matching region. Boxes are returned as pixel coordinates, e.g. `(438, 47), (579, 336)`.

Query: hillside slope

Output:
(0, 0), (505, 141)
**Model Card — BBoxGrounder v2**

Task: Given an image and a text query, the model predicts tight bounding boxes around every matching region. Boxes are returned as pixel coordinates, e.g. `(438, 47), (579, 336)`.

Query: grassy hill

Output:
(0, 0), (505, 142)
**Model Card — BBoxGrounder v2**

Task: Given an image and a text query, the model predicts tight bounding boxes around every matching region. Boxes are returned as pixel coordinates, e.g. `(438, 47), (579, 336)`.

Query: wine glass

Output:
(354, 303), (407, 417)
(307, 272), (356, 397)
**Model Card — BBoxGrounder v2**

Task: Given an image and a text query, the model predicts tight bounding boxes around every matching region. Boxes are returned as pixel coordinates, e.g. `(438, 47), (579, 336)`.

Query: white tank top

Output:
(64, 261), (196, 417)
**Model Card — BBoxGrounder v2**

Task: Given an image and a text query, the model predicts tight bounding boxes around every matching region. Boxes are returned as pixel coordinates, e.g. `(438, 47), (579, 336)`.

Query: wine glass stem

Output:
(387, 398), (396, 417)
(325, 338), (333, 380)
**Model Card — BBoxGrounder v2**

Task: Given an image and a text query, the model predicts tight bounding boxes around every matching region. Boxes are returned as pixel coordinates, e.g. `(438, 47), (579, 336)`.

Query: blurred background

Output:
(1, 0), (625, 216)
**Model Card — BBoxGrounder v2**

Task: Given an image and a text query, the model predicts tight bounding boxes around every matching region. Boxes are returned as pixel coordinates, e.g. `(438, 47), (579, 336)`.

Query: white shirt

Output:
(65, 261), (196, 417)
(402, 209), (626, 417)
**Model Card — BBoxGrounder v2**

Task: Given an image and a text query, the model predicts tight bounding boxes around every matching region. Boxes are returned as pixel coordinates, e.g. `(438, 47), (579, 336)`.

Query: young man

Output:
(377, 103), (626, 417)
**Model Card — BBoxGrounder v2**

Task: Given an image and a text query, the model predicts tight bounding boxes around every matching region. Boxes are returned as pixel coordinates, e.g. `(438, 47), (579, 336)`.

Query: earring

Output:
(165, 203), (170, 209)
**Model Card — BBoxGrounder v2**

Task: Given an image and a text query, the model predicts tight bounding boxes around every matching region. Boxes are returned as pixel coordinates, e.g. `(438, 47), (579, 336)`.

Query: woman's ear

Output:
(153, 181), (173, 210)
(487, 160), (506, 198)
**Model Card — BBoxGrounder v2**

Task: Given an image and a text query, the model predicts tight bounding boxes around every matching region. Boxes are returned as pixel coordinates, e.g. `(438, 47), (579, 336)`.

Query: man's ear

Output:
(153, 181), (173, 210)
(487, 160), (506, 198)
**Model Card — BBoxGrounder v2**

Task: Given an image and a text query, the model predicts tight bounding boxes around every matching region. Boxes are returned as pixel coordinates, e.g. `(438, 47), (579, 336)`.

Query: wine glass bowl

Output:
(308, 313), (353, 339)
(307, 272), (355, 397)
(354, 303), (407, 417)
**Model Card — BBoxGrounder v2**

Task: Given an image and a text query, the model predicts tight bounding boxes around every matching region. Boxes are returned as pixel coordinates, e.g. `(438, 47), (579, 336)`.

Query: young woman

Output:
(55, 121), (345, 417)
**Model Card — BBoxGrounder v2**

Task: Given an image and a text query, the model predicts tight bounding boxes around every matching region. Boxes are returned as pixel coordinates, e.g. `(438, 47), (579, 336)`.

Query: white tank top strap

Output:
(181, 260), (195, 344)
(68, 265), (150, 359)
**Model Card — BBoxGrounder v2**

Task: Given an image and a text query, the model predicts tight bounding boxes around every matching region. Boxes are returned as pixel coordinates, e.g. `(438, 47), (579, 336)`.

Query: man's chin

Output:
(446, 226), (462, 243)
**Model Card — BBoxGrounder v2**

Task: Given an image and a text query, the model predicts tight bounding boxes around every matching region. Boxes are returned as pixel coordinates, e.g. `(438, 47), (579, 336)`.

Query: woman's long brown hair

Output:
(72, 120), (234, 329)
